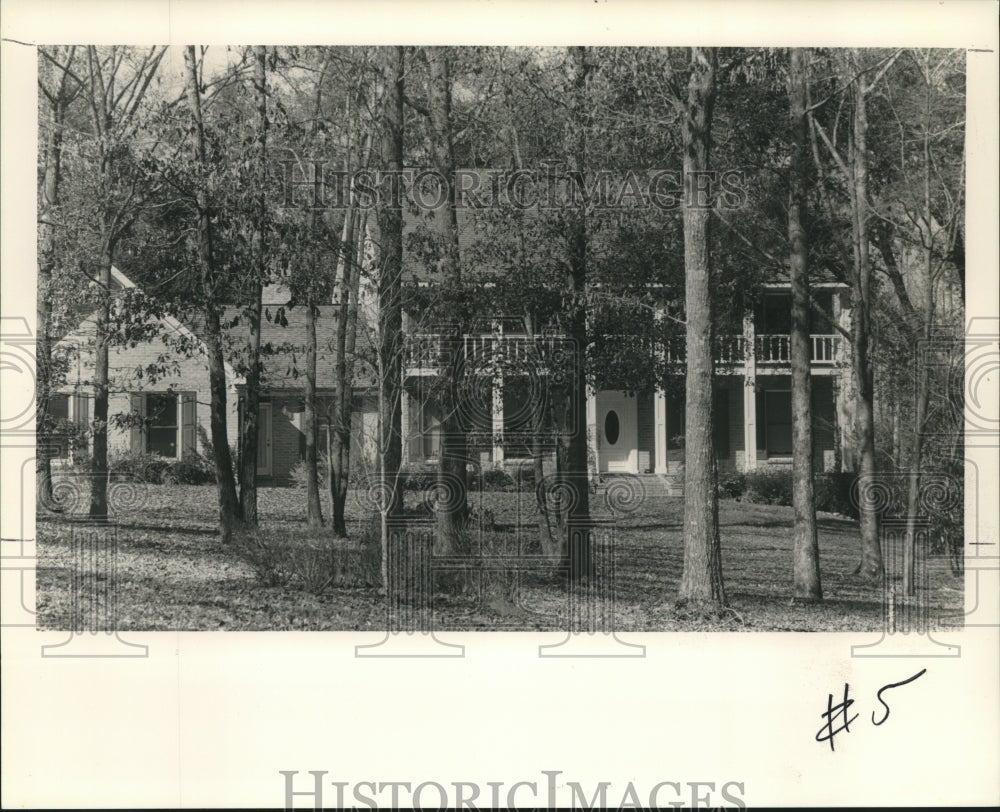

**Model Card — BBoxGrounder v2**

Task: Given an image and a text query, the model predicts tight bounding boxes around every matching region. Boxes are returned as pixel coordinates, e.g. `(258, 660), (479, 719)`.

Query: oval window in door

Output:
(605, 410), (620, 445)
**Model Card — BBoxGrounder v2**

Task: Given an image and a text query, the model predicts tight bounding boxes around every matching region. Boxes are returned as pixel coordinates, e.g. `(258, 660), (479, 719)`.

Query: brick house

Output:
(51, 255), (851, 488)
(50, 267), (379, 482)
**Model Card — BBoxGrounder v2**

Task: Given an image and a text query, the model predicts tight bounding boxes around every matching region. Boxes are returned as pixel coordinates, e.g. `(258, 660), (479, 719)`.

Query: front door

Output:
(597, 391), (637, 473)
(256, 403), (272, 476)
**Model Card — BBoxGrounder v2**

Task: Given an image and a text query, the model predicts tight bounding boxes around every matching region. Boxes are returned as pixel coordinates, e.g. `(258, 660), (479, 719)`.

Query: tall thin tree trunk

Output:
(903, 57), (937, 596)
(848, 58), (883, 581)
(376, 46), (405, 525)
(303, 296), (324, 527)
(427, 47), (470, 555)
(184, 45), (242, 543)
(564, 45), (594, 581)
(239, 45), (267, 527)
(787, 48), (822, 602)
(37, 55), (71, 510)
(89, 245), (112, 521)
(677, 47), (726, 608)
(331, 209), (366, 536)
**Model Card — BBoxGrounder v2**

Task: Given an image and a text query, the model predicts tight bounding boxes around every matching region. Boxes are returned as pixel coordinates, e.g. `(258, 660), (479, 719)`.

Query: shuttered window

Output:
(130, 392), (196, 460)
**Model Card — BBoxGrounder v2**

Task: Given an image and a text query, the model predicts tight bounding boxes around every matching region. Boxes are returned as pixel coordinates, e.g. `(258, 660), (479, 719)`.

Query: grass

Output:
(35, 480), (965, 632)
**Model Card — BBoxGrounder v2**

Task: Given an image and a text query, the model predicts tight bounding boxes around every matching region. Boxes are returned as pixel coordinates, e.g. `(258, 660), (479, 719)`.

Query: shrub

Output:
(479, 468), (515, 491)
(106, 450), (171, 484)
(743, 469), (794, 506)
(289, 454), (329, 490)
(814, 472), (858, 518)
(162, 458), (215, 485)
(240, 523), (381, 592)
(719, 468), (860, 517)
(717, 471), (746, 500)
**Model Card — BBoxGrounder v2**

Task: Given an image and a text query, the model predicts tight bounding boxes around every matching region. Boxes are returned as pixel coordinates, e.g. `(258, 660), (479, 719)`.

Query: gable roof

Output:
(220, 304), (376, 391)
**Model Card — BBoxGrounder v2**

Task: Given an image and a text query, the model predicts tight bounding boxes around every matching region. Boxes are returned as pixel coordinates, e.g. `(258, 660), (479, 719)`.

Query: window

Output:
(764, 390), (793, 456)
(146, 393), (178, 457)
(761, 293), (792, 334)
(48, 394), (71, 459)
(604, 410), (621, 445)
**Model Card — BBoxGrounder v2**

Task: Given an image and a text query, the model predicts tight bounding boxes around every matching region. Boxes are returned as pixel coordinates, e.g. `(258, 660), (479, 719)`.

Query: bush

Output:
(240, 523), (381, 592)
(743, 470), (793, 505)
(290, 454), (329, 490)
(478, 468), (515, 491)
(106, 450), (172, 484)
(718, 468), (859, 517)
(162, 458), (216, 485)
(814, 472), (858, 518)
(717, 471), (746, 500)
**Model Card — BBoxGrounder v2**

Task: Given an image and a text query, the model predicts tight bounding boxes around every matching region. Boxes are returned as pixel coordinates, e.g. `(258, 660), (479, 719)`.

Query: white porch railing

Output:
(756, 334), (840, 364)
(405, 333), (568, 371)
(406, 332), (841, 371)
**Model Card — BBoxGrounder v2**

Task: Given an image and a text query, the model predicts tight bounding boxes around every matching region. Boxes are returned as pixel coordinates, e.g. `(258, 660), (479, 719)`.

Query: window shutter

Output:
(72, 392), (91, 462)
(73, 392), (89, 430)
(181, 392), (197, 460)
(130, 393), (146, 453)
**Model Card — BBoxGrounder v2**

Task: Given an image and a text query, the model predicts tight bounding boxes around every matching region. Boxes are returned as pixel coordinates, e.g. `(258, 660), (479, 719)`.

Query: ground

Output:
(35, 481), (965, 632)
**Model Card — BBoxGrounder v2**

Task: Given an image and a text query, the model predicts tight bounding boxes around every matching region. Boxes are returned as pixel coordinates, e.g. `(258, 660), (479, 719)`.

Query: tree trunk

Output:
(848, 58), (883, 581)
(903, 60), (937, 597)
(88, 247), (112, 521)
(787, 48), (823, 602)
(375, 46), (405, 523)
(331, 209), (366, 536)
(564, 45), (593, 580)
(330, 207), (358, 536)
(677, 47), (726, 608)
(303, 297), (324, 527)
(239, 45), (267, 527)
(184, 45), (242, 543)
(426, 48), (470, 556)
(37, 59), (69, 510)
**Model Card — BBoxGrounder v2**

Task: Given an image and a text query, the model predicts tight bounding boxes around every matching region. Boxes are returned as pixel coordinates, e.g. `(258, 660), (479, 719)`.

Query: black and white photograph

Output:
(2, 1), (998, 808)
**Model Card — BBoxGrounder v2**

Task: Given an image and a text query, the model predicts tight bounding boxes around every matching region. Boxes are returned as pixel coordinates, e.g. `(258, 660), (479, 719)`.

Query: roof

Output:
(220, 304), (376, 391)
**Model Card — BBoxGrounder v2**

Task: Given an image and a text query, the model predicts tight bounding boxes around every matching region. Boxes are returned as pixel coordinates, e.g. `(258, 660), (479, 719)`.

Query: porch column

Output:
(586, 388), (599, 479)
(400, 385), (410, 465)
(742, 313), (757, 472)
(654, 306), (668, 473)
(492, 372), (504, 467)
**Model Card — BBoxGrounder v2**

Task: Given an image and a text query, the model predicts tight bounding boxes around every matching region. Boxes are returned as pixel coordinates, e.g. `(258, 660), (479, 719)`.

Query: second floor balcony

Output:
(662, 333), (841, 367)
(405, 331), (843, 376)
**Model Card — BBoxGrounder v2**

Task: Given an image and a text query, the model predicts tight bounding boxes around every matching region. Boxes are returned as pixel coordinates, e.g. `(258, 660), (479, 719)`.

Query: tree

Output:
(787, 48), (822, 602)
(69, 46), (168, 521)
(373, 45), (406, 571)
(37, 46), (82, 509)
(237, 45), (269, 527)
(425, 46), (472, 555)
(810, 49), (902, 581)
(183, 45), (242, 542)
(673, 47), (727, 609)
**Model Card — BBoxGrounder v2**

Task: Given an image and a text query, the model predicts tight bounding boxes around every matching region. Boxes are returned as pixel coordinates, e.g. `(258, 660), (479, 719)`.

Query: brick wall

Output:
(54, 317), (238, 460)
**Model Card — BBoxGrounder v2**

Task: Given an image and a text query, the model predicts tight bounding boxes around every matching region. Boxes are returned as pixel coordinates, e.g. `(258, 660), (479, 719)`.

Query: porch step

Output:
(656, 472), (684, 498)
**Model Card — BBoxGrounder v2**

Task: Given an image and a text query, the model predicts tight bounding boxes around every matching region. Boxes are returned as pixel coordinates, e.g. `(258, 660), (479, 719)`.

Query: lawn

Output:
(35, 480), (965, 632)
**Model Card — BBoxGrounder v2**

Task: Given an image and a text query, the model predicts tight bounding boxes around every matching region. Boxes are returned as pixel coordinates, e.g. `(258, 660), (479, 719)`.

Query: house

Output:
(50, 225), (851, 488)
(50, 267), (379, 482)
(398, 281), (850, 481)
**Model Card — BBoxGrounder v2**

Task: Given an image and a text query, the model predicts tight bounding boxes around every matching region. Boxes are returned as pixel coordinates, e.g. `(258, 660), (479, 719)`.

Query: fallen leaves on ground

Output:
(35, 484), (964, 633)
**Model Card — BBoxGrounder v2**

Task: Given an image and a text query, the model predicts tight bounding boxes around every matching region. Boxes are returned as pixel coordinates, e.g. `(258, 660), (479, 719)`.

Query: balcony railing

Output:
(755, 334), (840, 364)
(405, 333), (570, 372)
(663, 334), (841, 366)
(406, 332), (841, 372)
